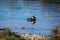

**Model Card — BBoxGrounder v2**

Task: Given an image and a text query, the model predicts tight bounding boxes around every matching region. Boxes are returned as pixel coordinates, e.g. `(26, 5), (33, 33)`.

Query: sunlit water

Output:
(0, 0), (60, 34)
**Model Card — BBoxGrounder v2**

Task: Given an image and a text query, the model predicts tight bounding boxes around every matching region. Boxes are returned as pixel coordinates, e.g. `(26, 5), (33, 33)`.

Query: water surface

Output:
(0, 0), (60, 34)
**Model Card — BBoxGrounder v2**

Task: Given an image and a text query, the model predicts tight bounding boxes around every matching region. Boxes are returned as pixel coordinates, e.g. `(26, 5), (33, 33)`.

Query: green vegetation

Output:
(0, 28), (26, 40)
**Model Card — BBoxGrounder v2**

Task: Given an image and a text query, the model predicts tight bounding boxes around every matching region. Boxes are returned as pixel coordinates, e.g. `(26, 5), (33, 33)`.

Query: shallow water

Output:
(0, 0), (60, 34)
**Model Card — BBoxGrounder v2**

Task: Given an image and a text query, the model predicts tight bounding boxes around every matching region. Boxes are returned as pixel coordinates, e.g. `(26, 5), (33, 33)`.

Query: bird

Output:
(27, 16), (36, 24)
(32, 16), (36, 24)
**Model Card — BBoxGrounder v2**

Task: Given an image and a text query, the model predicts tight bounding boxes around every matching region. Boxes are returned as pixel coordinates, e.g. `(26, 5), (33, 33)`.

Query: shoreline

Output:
(15, 33), (51, 40)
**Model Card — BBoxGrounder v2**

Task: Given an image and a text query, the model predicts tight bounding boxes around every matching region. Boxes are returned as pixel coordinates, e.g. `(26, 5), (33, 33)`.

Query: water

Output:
(0, 0), (60, 34)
